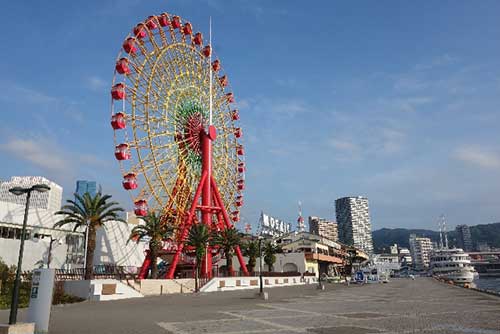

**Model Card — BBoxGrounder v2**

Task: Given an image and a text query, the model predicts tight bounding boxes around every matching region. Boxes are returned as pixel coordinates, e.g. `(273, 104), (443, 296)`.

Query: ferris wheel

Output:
(110, 13), (245, 226)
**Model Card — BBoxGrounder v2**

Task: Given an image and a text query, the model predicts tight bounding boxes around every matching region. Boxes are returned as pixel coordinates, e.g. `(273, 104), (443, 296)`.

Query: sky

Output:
(1, 1), (500, 231)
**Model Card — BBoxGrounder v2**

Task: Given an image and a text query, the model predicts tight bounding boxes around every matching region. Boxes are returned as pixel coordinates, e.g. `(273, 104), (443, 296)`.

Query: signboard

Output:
(259, 212), (291, 237)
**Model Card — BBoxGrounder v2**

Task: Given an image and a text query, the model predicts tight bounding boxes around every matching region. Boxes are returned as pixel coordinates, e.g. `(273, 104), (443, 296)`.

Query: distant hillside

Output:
(373, 222), (500, 252)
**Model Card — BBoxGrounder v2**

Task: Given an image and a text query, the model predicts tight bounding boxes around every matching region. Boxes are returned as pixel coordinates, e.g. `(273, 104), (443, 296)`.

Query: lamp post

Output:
(8, 184), (50, 325)
(47, 236), (61, 268)
(258, 236), (263, 295)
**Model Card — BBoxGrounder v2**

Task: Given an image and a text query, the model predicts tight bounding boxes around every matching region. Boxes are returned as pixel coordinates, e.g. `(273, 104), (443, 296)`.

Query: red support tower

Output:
(166, 125), (249, 279)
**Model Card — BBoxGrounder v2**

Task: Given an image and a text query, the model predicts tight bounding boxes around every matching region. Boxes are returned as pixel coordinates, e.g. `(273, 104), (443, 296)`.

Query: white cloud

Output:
(329, 138), (359, 152)
(0, 138), (70, 173)
(454, 146), (500, 169)
(86, 76), (107, 91)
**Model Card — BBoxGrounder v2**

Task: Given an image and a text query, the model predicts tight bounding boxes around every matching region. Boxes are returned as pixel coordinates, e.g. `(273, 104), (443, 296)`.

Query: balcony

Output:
(305, 252), (343, 264)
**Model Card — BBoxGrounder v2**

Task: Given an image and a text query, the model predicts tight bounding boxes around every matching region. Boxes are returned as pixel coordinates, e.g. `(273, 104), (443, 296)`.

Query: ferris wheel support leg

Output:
(166, 171), (208, 279)
(210, 176), (249, 276)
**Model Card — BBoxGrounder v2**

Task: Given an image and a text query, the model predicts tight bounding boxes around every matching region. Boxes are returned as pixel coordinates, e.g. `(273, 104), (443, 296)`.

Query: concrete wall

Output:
(224, 252), (308, 274)
(139, 279), (195, 295)
(64, 279), (143, 300)
(93, 221), (148, 268)
(0, 238), (67, 271)
(200, 275), (314, 293)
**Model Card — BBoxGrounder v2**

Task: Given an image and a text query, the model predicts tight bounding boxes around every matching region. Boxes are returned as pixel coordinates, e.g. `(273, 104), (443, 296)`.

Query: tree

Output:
(263, 241), (281, 272)
(55, 192), (125, 279)
(129, 212), (174, 279)
(186, 224), (210, 292)
(243, 240), (259, 273)
(211, 227), (242, 276)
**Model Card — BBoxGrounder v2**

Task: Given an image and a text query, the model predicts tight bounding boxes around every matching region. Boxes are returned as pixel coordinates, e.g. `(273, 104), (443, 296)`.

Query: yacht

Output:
(430, 248), (477, 284)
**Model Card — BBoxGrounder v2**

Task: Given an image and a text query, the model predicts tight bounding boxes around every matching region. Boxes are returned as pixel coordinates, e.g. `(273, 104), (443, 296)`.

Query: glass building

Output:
(75, 180), (97, 198)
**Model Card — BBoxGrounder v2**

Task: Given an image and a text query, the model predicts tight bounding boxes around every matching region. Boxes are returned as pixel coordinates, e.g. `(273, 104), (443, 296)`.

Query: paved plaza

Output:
(2, 278), (500, 333)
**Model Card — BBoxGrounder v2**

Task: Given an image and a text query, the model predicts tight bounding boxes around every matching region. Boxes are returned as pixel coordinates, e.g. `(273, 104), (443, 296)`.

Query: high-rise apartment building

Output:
(455, 224), (473, 252)
(0, 176), (62, 212)
(335, 196), (373, 254)
(308, 216), (338, 241)
(409, 234), (433, 270)
(75, 180), (97, 198)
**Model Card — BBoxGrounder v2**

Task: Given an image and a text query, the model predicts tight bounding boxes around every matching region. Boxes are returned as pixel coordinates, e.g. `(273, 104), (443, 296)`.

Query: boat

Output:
(430, 248), (477, 284)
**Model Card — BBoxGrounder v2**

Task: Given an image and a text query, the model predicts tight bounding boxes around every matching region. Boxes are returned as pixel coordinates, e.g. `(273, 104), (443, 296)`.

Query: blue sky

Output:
(1, 1), (500, 231)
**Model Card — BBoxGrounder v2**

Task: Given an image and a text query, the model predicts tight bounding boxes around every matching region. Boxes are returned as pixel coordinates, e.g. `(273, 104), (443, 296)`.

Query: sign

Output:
(28, 269), (55, 333)
(259, 212), (291, 237)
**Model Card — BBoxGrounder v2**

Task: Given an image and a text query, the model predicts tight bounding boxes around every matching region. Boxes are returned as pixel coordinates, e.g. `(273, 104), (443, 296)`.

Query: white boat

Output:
(430, 248), (477, 284)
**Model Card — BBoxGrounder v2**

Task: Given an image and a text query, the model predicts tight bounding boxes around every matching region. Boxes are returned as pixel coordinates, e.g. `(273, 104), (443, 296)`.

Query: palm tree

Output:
(263, 241), (281, 272)
(129, 212), (174, 279)
(186, 223), (210, 292)
(211, 227), (242, 276)
(243, 239), (259, 273)
(55, 192), (125, 279)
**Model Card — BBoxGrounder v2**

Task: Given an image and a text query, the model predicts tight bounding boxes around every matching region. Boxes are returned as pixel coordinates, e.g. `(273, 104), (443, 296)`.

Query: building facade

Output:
(0, 176), (145, 271)
(335, 196), (374, 254)
(0, 176), (63, 212)
(309, 216), (338, 241)
(409, 234), (433, 270)
(455, 224), (473, 252)
(75, 180), (97, 198)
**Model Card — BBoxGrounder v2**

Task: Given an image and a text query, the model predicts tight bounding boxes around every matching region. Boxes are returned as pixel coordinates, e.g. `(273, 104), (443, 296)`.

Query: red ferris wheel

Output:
(110, 12), (248, 278)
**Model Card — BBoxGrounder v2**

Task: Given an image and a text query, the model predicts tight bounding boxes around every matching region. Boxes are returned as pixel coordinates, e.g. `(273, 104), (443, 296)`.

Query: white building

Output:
(0, 176), (146, 271)
(409, 234), (433, 271)
(335, 196), (374, 254)
(0, 176), (63, 212)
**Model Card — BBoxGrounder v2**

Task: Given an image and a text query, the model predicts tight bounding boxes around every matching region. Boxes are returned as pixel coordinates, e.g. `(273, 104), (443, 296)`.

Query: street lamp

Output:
(258, 236), (263, 295)
(8, 184), (50, 325)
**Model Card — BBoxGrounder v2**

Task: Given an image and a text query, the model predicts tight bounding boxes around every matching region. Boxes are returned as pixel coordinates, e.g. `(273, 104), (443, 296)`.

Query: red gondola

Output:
(193, 32), (203, 45)
(237, 179), (245, 191)
(183, 22), (193, 35)
(212, 59), (220, 72)
(111, 83), (126, 100)
(115, 143), (131, 160)
(238, 162), (245, 173)
(122, 173), (138, 190)
(225, 93), (234, 103)
(219, 75), (228, 87)
(231, 109), (239, 121)
(234, 127), (242, 138)
(237, 145), (244, 156)
(122, 37), (137, 54)
(236, 195), (243, 207)
(158, 13), (170, 27)
(231, 211), (240, 222)
(133, 23), (147, 38)
(202, 45), (211, 57)
(171, 16), (181, 29)
(111, 112), (126, 130)
(115, 58), (130, 75)
(146, 16), (157, 30)
(134, 199), (148, 216)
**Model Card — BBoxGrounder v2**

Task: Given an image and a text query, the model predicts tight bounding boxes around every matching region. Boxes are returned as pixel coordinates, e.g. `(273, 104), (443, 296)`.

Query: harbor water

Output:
(474, 277), (500, 294)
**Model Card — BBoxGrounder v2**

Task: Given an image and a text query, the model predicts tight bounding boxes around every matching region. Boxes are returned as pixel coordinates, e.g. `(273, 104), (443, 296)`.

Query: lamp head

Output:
(32, 184), (50, 193)
(9, 187), (28, 196)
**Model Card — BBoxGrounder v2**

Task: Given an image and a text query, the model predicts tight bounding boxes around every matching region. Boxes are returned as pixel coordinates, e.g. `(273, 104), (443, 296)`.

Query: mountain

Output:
(372, 222), (500, 253)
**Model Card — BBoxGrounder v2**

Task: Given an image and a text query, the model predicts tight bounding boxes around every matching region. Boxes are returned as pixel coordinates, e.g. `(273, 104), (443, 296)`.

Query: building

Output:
(75, 180), (97, 198)
(455, 224), (473, 252)
(409, 234), (433, 270)
(0, 176), (145, 271)
(309, 216), (338, 241)
(335, 196), (374, 254)
(398, 247), (412, 267)
(230, 232), (351, 278)
(0, 176), (63, 212)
